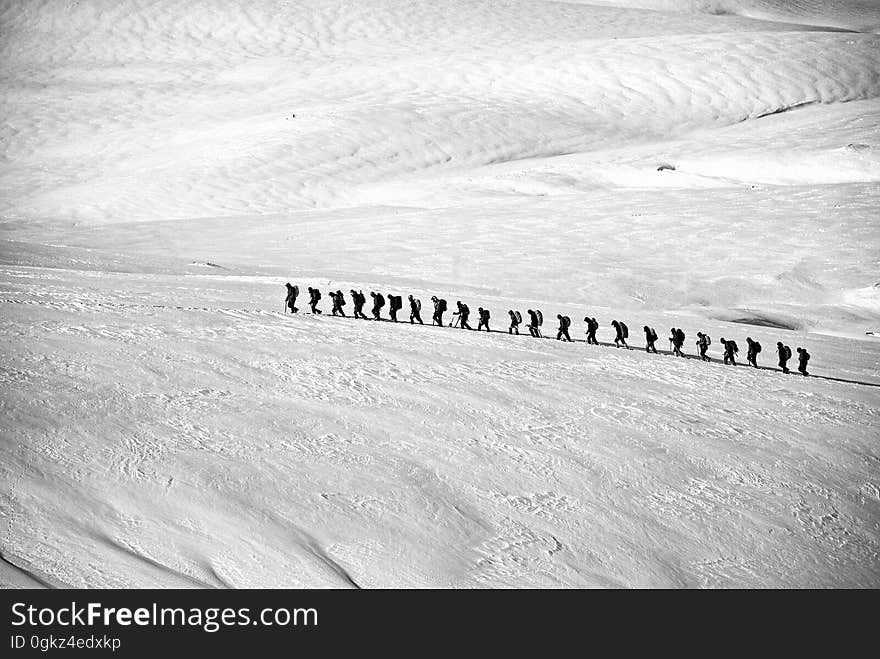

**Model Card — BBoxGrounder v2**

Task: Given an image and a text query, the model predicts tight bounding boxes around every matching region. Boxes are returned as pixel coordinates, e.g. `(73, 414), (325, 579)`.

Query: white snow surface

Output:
(1, 0), (879, 587)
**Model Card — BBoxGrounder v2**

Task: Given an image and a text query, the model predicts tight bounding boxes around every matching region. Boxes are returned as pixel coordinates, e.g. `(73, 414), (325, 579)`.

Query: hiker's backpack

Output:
(536, 310), (543, 326)
(676, 328), (684, 343)
(621, 322), (629, 338)
(754, 341), (761, 354)
(483, 308), (490, 320)
(514, 310), (522, 324)
(649, 328), (657, 342)
(729, 341), (739, 354)
(705, 335), (711, 346)
(416, 298), (421, 311)
(784, 346), (792, 360)
(376, 293), (385, 306)
(337, 291), (346, 305)
(590, 318), (599, 332)
(562, 315), (571, 329)
(438, 299), (446, 312)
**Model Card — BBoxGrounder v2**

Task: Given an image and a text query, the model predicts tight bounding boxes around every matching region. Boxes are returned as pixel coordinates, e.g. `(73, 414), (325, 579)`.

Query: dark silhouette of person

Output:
(720, 338), (738, 365)
(777, 341), (791, 374)
(696, 332), (711, 361)
(308, 286), (322, 314)
(508, 310), (521, 335)
(329, 290), (346, 317)
(350, 289), (368, 319)
(431, 296), (447, 326)
(456, 301), (473, 329)
(797, 347), (810, 376)
(388, 294), (402, 322)
(284, 283), (298, 313)
(644, 325), (658, 353)
(370, 291), (385, 320)
(556, 315), (572, 341)
(584, 316), (598, 345)
(746, 337), (762, 368)
(669, 327), (684, 356)
(612, 320), (629, 348)
(477, 307), (490, 331)
(527, 309), (542, 338)
(409, 295), (423, 324)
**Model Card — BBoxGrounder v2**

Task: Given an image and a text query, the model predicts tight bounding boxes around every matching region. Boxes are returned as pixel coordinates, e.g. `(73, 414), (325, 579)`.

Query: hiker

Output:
(370, 291), (386, 320)
(696, 332), (711, 361)
(508, 310), (521, 335)
(431, 296), (447, 326)
(584, 317), (599, 345)
(308, 286), (322, 314)
(746, 337), (762, 368)
(477, 307), (491, 331)
(350, 289), (368, 320)
(720, 337), (738, 365)
(455, 301), (473, 329)
(329, 290), (346, 317)
(388, 294), (402, 322)
(409, 295), (423, 324)
(797, 347), (810, 376)
(284, 283), (299, 313)
(675, 328), (686, 357)
(527, 309), (543, 338)
(669, 328), (683, 356)
(644, 326), (658, 353)
(777, 341), (792, 374)
(612, 320), (629, 348)
(556, 314), (572, 342)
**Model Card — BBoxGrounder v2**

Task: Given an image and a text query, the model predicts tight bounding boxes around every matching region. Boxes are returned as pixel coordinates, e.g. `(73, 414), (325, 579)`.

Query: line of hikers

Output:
(284, 283), (812, 376)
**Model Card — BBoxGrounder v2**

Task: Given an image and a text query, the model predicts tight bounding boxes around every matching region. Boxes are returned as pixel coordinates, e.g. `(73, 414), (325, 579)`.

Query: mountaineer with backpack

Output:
(284, 283), (299, 314)
(612, 320), (629, 348)
(431, 296), (447, 326)
(720, 338), (738, 365)
(797, 347), (810, 376)
(308, 287), (322, 314)
(350, 289), (368, 319)
(696, 332), (711, 361)
(644, 326), (658, 353)
(777, 342), (792, 374)
(409, 295), (423, 324)
(508, 310), (522, 335)
(477, 307), (491, 331)
(329, 290), (347, 317)
(669, 328), (684, 356)
(527, 309), (543, 338)
(388, 294), (403, 322)
(584, 317), (599, 345)
(675, 328), (686, 356)
(370, 291), (386, 320)
(453, 301), (473, 329)
(746, 337), (762, 368)
(556, 314), (573, 342)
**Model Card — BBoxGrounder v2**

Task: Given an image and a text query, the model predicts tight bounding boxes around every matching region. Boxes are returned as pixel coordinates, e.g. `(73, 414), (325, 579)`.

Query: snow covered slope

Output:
(1, 1), (878, 587)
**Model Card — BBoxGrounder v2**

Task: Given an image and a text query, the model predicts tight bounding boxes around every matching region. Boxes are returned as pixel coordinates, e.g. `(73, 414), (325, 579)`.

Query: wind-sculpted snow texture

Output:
(1, 0), (879, 587)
